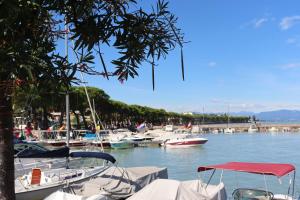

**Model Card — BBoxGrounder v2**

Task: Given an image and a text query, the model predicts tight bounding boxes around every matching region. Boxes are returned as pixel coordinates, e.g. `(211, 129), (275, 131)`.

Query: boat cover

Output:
(128, 179), (227, 200)
(69, 152), (116, 164)
(16, 146), (70, 158)
(68, 166), (168, 199)
(198, 162), (295, 177)
(44, 191), (109, 200)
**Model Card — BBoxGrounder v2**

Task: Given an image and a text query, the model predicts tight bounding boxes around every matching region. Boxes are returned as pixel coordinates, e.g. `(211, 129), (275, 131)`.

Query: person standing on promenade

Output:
(25, 122), (33, 140)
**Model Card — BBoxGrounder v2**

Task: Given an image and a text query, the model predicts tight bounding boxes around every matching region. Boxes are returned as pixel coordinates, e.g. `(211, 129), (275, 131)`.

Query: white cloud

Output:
(279, 16), (300, 30)
(281, 63), (300, 70)
(253, 18), (268, 28)
(208, 61), (216, 67)
(286, 38), (297, 44)
(240, 16), (270, 29)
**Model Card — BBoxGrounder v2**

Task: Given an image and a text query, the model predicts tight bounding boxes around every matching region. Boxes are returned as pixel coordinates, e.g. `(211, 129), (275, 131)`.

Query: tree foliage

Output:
(14, 86), (250, 129)
(1, 0), (184, 199)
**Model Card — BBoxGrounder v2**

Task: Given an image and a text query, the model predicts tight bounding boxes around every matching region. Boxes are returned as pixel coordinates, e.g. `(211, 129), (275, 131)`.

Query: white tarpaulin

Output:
(127, 179), (227, 200)
(44, 166), (167, 200)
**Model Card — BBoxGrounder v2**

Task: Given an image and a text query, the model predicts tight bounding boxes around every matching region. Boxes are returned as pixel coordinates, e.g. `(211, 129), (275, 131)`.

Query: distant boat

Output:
(223, 127), (234, 134)
(191, 125), (201, 133)
(248, 124), (258, 133)
(165, 125), (175, 132)
(224, 105), (234, 134)
(268, 127), (279, 133)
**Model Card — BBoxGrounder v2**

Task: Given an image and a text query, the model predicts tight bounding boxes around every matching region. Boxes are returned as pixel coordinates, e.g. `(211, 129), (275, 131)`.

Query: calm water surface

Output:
(105, 133), (300, 196)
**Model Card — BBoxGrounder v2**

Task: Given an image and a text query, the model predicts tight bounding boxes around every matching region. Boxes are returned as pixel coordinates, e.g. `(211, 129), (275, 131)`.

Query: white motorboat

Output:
(14, 143), (70, 177)
(15, 150), (116, 200)
(248, 124), (258, 133)
(161, 135), (208, 148)
(223, 127), (234, 134)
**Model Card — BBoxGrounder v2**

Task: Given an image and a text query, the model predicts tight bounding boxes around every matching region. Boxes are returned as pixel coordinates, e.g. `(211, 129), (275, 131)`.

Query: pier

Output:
(191, 123), (300, 133)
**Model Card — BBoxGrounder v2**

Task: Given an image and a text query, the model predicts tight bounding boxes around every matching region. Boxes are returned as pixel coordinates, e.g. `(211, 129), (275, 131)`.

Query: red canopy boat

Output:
(197, 162), (296, 200)
(198, 162), (295, 177)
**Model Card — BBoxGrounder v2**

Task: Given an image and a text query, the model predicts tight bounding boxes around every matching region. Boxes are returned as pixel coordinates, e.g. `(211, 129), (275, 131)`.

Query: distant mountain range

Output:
(230, 109), (300, 122)
(191, 109), (300, 122)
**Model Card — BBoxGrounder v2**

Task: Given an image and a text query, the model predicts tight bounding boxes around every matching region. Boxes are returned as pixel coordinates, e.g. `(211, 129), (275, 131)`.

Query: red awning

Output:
(197, 162), (295, 177)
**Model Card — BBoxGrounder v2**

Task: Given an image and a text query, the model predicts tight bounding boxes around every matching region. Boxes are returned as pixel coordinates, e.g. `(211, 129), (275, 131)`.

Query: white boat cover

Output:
(45, 166), (167, 200)
(44, 191), (110, 200)
(127, 179), (227, 200)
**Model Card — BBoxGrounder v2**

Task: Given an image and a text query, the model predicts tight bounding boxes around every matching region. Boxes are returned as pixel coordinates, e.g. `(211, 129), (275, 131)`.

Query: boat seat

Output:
(233, 188), (274, 200)
(31, 168), (42, 185)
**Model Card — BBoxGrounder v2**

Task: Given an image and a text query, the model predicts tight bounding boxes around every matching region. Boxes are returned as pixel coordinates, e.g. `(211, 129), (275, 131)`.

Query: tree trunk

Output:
(42, 106), (49, 130)
(72, 110), (80, 129)
(59, 104), (65, 126)
(0, 80), (15, 199)
(80, 110), (88, 129)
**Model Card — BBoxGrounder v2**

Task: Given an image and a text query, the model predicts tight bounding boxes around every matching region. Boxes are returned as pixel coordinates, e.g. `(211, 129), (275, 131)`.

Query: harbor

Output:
(14, 130), (300, 199)
(3, 0), (300, 199)
(108, 132), (300, 196)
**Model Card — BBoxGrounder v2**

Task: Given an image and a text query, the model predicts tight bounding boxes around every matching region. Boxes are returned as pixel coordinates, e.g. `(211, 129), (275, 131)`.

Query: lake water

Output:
(105, 133), (300, 197)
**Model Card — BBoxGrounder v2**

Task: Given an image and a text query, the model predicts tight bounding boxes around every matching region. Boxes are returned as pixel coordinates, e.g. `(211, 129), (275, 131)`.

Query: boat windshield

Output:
(14, 143), (49, 155)
(232, 188), (274, 200)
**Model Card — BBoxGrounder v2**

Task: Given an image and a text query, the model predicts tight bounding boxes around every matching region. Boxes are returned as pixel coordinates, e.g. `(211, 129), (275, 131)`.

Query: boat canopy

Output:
(69, 152), (116, 164)
(16, 146), (70, 158)
(197, 162), (295, 177)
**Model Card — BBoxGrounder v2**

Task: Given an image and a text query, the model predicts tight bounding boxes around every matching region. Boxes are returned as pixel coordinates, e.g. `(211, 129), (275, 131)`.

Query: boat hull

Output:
(16, 183), (64, 200)
(92, 141), (111, 148)
(110, 141), (134, 149)
(43, 140), (87, 147)
(163, 138), (208, 147)
(16, 166), (107, 200)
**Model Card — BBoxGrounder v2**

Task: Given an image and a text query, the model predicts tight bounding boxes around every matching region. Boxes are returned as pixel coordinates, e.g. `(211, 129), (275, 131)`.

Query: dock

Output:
(191, 123), (300, 133)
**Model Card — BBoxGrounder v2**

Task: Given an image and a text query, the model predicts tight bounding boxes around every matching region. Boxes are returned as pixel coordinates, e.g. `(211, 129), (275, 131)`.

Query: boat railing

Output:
(36, 129), (90, 141)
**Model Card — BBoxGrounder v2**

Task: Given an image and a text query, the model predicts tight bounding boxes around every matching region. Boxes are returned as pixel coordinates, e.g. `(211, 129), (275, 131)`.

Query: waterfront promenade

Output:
(191, 122), (300, 133)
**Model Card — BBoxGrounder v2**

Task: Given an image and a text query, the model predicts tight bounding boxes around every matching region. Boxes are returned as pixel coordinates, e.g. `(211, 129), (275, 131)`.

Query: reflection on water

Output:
(99, 133), (300, 196)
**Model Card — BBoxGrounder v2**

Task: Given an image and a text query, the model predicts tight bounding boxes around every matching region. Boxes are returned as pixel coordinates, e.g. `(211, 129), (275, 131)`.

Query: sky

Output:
(67, 0), (300, 113)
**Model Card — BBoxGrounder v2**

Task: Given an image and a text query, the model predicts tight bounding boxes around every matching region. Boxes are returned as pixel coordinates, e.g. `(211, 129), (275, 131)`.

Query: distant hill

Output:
(192, 109), (300, 122)
(255, 109), (300, 122)
(230, 109), (300, 122)
(230, 111), (255, 117)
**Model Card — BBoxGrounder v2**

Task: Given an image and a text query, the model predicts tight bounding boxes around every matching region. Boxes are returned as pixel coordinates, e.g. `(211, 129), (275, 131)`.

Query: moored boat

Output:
(197, 162), (296, 200)
(248, 124), (258, 133)
(129, 161), (297, 200)
(15, 149), (116, 200)
(161, 136), (208, 147)
(43, 139), (87, 147)
(68, 140), (87, 147)
(45, 166), (168, 200)
(223, 127), (234, 134)
(110, 139), (134, 149)
(91, 140), (111, 148)
(43, 140), (66, 147)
